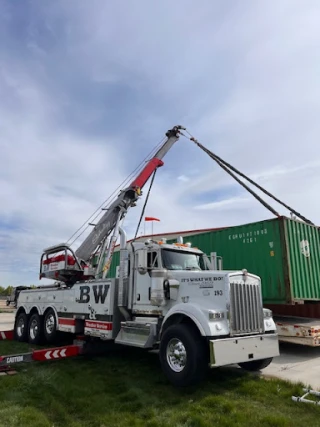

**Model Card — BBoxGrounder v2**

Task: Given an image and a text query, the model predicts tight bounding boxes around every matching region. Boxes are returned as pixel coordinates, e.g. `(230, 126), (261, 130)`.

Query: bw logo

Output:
(89, 306), (97, 320)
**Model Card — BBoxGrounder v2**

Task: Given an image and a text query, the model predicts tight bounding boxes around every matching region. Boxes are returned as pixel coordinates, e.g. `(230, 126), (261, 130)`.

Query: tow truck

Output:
(3, 126), (279, 386)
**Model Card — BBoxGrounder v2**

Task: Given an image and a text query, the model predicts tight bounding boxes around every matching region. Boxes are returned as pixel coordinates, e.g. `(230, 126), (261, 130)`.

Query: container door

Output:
(285, 218), (320, 301)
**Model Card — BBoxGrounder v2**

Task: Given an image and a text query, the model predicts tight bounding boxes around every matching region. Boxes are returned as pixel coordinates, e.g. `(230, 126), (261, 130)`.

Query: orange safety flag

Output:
(145, 217), (160, 222)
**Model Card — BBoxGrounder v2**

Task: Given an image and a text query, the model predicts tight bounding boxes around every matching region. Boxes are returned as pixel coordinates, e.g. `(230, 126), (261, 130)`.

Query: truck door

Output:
(134, 250), (159, 307)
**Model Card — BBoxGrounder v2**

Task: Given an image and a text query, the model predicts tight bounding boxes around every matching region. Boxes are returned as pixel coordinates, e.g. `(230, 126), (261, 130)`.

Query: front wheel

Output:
(159, 323), (208, 387)
(238, 357), (273, 371)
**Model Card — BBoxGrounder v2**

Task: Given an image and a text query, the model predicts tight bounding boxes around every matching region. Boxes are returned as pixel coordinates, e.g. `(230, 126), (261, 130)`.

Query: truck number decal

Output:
(78, 284), (110, 304)
(214, 290), (223, 296)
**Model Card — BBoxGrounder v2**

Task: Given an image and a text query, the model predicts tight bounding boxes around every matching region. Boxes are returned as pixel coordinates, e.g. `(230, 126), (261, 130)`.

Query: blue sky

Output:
(1, 0), (320, 285)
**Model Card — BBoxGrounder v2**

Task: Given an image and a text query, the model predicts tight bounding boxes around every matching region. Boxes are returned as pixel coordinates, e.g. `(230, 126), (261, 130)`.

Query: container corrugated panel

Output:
(168, 218), (287, 304)
(90, 251), (120, 278)
(284, 218), (320, 300)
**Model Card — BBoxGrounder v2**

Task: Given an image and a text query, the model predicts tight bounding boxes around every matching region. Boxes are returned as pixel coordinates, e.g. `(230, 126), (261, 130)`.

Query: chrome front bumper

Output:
(209, 333), (279, 367)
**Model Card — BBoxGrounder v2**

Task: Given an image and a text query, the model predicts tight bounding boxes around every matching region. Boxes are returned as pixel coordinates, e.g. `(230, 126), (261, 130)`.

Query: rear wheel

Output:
(28, 313), (44, 345)
(14, 312), (28, 342)
(238, 357), (273, 371)
(43, 309), (57, 343)
(159, 323), (208, 387)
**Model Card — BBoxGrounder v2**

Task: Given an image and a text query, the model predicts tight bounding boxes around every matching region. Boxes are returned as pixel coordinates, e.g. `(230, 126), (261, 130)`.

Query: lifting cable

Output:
(133, 169), (158, 241)
(183, 131), (314, 225)
(195, 141), (280, 218)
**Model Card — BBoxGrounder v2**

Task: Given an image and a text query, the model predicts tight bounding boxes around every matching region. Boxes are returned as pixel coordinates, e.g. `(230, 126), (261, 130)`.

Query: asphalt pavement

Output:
(0, 312), (15, 332)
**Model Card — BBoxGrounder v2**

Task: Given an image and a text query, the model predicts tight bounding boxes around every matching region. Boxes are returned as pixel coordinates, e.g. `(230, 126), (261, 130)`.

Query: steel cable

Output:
(183, 130), (314, 225)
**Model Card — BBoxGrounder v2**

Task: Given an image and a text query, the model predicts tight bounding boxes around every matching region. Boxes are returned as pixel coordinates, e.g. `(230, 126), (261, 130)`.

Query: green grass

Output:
(0, 340), (319, 427)
(0, 308), (13, 312)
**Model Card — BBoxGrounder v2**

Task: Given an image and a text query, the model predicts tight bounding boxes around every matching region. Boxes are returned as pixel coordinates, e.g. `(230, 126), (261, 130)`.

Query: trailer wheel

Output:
(238, 357), (273, 371)
(28, 313), (43, 345)
(159, 323), (207, 387)
(14, 312), (28, 342)
(43, 309), (57, 343)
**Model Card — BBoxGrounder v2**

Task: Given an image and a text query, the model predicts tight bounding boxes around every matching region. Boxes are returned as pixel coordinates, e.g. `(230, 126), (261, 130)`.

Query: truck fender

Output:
(160, 303), (211, 337)
(42, 305), (59, 327)
(15, 305), (29, 317)
(24, 305), (42, 316)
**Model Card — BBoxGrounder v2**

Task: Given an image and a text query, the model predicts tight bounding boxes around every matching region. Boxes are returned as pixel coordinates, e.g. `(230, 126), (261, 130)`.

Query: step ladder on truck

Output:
(1, 126), (280, 386)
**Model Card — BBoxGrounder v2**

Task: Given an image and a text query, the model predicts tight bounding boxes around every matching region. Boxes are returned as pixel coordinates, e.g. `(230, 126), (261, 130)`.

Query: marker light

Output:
(209, 311), (225, 320)
(263, 309), (273, 319)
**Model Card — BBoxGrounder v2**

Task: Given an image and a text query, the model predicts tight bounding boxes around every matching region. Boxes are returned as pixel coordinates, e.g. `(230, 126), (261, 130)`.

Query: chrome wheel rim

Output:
(17, 318), (25, 337)
(30, 319), (39, 340)
(45, 314), (55, 335)
(166, 338), (187, 372)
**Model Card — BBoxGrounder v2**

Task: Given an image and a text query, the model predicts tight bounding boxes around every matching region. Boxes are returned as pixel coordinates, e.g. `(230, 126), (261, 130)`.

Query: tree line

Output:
(0, 285), (37, 296)
(0, 286), (13, 296)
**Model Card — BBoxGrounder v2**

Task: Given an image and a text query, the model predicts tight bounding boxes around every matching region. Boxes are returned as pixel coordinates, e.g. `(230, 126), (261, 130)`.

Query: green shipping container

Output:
(167, 217), (320, 304)
(107, 251), (120, 278)
(92, 251), (120, 279)
(105, 216), (320, 304)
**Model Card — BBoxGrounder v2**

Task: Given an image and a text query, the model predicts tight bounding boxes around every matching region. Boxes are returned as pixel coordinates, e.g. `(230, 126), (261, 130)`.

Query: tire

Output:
(159, 323), (208, 387)
(28, 312), (44, 345)
(43, 309), (58, 344)
(6, 300), (10, 306)
(14, 312), (28, 342)
(238, 357), (273, 372)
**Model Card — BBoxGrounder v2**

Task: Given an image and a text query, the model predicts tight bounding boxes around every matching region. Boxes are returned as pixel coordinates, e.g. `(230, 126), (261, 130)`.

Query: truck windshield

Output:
(161, 249), (208, 271)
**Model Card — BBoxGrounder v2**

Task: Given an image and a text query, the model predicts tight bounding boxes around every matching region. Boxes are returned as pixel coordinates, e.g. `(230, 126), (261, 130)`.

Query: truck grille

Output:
(229, 281), (264, 336)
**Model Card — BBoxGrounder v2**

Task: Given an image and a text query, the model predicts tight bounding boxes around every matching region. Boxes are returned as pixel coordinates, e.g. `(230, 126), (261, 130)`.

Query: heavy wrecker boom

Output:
(39, 126), (185, 285)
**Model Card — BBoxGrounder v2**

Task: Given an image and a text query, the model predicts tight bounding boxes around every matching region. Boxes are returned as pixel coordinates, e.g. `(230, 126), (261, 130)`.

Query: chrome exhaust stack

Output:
(118, 227), (130, 320)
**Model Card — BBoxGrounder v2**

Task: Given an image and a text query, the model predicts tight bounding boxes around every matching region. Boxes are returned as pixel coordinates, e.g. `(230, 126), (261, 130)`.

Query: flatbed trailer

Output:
(274, 316), (320, 347)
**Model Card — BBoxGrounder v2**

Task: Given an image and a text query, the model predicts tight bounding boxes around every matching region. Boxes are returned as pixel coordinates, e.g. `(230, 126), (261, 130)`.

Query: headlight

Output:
(209, 311), (225, 320)
(263, 309), (273, 319)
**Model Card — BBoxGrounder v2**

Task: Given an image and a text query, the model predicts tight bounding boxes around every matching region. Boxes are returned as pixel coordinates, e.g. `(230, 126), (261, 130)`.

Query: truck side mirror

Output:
(137, 248), (148, 275)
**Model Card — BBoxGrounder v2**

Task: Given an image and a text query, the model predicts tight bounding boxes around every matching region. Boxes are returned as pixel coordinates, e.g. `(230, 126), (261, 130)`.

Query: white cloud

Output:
(177, 175), (190, 183)
(1, 1), (320, 285)
(195, 196), (251, 211)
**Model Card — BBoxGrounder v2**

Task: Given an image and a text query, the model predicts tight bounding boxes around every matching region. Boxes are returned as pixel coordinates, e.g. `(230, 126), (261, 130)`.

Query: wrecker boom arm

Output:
(75, 126), (184, 262)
